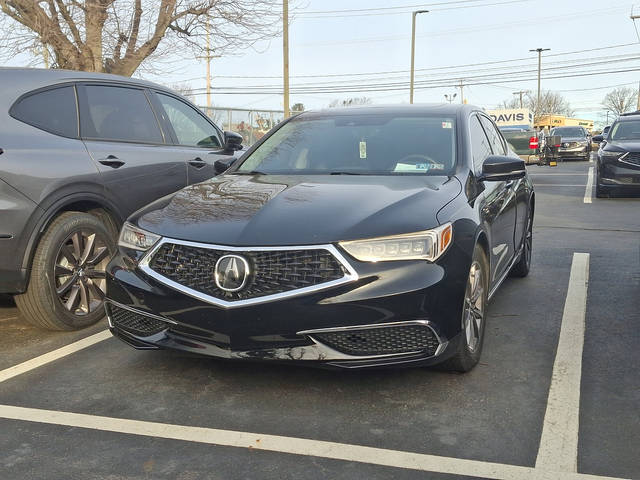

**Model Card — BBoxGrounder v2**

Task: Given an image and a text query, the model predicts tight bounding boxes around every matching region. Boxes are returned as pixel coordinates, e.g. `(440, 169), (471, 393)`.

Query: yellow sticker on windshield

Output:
(359, 141), (367, 159)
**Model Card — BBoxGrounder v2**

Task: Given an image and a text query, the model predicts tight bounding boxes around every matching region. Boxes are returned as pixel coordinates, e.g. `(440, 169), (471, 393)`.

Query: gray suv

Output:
(0, 68), (242, 330)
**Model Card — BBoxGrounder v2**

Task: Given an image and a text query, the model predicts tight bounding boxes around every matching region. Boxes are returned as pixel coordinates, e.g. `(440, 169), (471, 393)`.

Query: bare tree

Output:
(498, 90), (574, 118)
(602, 87), (638, 117)
(0, 1), (281, 76)
(291, 102), (304, 112)
(328, 97), (372, 108)
(169, 82), (195, 102)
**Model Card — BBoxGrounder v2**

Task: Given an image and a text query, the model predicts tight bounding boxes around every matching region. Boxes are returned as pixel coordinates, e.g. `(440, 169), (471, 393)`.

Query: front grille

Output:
(622, 152), (640, 166)
(108, 304), (167, 337)
(148, 243), (347, 301)
(312, 325), (440, 356)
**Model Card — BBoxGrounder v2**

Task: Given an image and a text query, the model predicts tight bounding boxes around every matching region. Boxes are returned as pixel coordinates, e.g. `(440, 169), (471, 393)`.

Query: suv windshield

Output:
(235, 113), (457, 175)
(550, 127), (585, 137)
(609, 120), (640, 141)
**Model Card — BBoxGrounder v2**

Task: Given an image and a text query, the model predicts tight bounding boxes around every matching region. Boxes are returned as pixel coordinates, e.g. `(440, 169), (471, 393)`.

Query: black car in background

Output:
(106, 104), (535, 372)
(0, 68), (242, 330)
(593, 112), (640, 197)
(550, 126), (591, 161)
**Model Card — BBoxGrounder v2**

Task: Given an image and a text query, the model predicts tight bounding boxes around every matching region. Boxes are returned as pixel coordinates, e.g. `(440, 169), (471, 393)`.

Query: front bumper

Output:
(105, 241), (469, 369)
(557, 144), (589, 158)
(598, 159), (640, 192)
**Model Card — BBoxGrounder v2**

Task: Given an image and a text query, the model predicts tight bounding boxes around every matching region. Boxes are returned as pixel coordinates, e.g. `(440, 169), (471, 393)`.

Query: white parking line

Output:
(0, 330), (111, 383)
(0, 404), (628, 480)
(529, 173), (589, 176)
(533, 185), (588, 187)
(583, 168), (594, 203)
(535, 253), (590, 473)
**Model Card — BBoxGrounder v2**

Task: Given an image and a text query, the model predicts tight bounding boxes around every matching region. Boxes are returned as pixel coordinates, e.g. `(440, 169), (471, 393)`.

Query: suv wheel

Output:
(15, 212), (115, 330)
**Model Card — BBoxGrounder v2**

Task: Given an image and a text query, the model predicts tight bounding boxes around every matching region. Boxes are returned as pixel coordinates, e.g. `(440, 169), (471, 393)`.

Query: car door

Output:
(471, 114), (517, 286)
(77, 83), (188, 218)
(149, 91), (231, 184)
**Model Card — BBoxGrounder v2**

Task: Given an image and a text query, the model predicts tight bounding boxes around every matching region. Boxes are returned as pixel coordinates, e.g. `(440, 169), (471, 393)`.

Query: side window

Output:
(80, 85), (163, 143)
(11, 86), (78, 138)
(470, 115), (492, 171)
(156, 93), (222, 148)
(479, 115), (506, 155)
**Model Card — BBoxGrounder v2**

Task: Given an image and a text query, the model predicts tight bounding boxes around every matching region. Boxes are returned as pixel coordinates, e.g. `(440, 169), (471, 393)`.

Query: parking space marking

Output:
(528, 173), (589, 176)
(531, 185), (588, 187)
(0, 404), (629, 480)
(535, 253), (590, 473)
(583, 168), (594, 203)
(0, 330), (111, 383)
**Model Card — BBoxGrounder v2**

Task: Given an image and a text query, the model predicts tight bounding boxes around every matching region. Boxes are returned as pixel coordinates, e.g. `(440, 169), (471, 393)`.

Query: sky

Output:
(5, 0), (640, 127)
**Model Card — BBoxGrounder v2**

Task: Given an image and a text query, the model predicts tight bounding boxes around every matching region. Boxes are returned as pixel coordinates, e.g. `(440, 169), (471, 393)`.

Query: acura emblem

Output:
(214, 255), (250, 292)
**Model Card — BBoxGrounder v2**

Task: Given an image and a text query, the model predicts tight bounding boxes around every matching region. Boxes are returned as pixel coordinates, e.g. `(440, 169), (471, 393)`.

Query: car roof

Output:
(616, 111), (640, 120)
(299, 103), (480, 118)
(0, 67), (169, 102)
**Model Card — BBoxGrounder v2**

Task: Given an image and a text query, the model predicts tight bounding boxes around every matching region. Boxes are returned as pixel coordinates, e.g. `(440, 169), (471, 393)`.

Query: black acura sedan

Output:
(593, 111), (640, 197)
(105, 105), (535, 372)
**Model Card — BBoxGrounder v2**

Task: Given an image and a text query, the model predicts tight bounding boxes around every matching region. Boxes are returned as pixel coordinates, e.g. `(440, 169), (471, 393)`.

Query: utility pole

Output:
(529, 48), (550, 118)
(283, 0), (290, 118)
(409, 10), (428, 104)
(512, 90), (530, 108)
(206, 21), (211, 109)
(457, 79), (464, 104)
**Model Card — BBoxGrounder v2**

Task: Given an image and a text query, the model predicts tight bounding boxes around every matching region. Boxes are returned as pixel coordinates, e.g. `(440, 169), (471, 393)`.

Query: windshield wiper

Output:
(232, 170), (266, 175)
(329, 171), (362, 175)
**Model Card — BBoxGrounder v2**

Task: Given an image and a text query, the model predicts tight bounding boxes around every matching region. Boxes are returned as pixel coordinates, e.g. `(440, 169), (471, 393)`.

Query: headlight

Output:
(601, 150), (625, 159)
(339, 223), (453, 262)
(118, 222), (161, 251)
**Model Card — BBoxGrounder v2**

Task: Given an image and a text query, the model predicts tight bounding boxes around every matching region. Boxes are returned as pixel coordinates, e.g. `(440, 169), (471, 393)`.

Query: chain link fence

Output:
(200, 106), (285, 146)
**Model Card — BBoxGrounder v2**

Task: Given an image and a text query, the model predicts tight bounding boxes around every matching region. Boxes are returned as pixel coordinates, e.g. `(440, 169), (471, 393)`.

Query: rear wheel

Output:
(442, 245), (489, 373)
(15, 212), (115, 330)
(510, 210), (532, 278)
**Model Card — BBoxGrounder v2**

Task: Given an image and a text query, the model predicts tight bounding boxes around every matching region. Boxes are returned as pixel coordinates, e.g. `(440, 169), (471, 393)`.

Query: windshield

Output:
(609, 120), (640, 141)
(235, 114), (457, 175)
(550, 127), (585, 137)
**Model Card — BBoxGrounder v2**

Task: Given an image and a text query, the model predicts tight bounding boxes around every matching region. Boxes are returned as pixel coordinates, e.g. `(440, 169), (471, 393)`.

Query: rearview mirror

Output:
(479, 155), (526, 182)
(224, 131), (244, 152)
(214, 158), (237, 174)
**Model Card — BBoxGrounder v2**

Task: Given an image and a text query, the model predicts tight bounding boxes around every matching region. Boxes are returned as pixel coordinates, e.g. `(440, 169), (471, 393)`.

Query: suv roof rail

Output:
(619, 110), (640, 116)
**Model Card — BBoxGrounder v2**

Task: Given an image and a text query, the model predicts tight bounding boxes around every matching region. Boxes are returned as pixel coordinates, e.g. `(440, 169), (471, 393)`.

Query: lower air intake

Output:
(108, 304), (167, 337)
(311, 324), (440, 356)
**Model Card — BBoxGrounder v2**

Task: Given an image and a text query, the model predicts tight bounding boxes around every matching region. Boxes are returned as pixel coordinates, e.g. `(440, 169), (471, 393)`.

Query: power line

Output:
(296, 0), (491, 15)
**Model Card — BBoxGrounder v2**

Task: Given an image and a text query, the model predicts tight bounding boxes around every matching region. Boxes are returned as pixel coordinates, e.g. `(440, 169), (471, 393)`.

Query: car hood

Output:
(603, 140), (640, 152)
(132, 174), (462, 246)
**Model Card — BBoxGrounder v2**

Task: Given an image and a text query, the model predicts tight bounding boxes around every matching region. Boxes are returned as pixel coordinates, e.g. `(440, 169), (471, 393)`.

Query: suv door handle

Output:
(188, 157), (207, 169)
(98, 155), (125, 169)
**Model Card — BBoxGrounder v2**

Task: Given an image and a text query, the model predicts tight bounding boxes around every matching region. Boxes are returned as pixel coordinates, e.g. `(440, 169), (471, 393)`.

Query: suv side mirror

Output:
(479, 155), (526, 182)
(592, 135), (603, 143)
(224, 131), (244, 152)
(214, 158), (237, 174)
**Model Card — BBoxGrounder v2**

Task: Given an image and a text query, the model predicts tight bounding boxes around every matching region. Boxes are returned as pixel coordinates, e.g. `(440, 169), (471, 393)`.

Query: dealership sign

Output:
(487, 108), (534, 128)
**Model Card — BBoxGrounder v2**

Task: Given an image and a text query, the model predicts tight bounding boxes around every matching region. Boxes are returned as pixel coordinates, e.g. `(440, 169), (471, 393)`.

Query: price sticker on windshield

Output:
(359, 141), (367, 159)
(442, 121), (452, 129)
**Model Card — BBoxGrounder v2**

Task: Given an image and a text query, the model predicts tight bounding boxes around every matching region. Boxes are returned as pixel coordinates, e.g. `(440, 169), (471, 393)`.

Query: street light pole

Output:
(410, 10), (428, 104)
(529, 48), (550, 118)
(283, 0), (290, 118)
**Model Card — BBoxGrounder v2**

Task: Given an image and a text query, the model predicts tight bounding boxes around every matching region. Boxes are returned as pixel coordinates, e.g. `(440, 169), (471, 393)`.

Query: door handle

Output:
(98, 155), (125, 169)
(188, 157), (207, 169)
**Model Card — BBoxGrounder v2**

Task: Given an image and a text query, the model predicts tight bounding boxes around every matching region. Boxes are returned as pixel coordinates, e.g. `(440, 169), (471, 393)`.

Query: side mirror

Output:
(214, 158), (237, 174)
(479, 155), (526, 182)
(224, 131), (244, 152)
(592, 135), (603, 143)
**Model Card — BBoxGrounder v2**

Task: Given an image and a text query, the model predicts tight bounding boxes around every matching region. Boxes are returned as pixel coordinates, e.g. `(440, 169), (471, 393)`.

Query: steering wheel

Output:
(396, 154), (439, 165)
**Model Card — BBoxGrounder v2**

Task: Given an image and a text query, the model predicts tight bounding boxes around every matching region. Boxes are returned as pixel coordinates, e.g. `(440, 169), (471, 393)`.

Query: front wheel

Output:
(442, 245), (489, 373)
(15, 212), (115, 330)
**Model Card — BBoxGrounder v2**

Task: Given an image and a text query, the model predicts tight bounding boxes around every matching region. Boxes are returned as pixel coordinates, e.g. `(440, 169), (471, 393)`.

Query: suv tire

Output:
(15, 212), (115, 330)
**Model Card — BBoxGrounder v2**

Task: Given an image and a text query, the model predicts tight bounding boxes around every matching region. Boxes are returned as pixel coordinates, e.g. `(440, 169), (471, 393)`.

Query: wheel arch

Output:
(20, 193), (124, 284)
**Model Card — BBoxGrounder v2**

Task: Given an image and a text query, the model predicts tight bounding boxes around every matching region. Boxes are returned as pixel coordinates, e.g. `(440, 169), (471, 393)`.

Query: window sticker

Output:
(442, 121), (453, 129)
(359, 141), (367, 159)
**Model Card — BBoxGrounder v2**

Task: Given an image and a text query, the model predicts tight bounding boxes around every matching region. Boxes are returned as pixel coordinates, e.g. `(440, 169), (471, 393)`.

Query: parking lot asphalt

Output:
(1, 157), (638, 480)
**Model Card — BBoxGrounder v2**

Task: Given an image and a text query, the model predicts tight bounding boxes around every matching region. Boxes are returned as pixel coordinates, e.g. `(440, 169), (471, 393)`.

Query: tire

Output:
(510, 210), (532, 278)
(15, 212), (116, 330)
(442, 245), (489, 373)
(595, 183), (610, 198)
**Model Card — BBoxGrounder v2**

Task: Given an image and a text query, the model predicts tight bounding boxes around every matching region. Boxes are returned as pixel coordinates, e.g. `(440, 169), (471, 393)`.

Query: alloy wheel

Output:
(523, 218), (533, 268)
(463, 261), (485, 352)
(54, 229), (110, 315)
